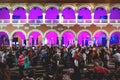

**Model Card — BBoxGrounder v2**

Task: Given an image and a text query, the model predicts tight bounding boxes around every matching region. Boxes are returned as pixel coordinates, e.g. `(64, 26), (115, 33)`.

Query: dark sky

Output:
(0, 0), (120, 3)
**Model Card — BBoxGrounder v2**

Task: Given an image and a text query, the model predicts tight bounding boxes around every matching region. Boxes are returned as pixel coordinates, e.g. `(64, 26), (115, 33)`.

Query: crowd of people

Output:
(0, 44), (120, 80)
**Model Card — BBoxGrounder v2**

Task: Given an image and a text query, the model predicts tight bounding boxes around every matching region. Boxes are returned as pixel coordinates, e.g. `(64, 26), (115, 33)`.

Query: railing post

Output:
(75, 13), (78, 24)
(26, 13), (29, 23)
(43, 13), (45, 24)
(9, 13), (13, 24)
(59, 13), (62, 24)
(92, 13), (94, 24)
(107, 13), (110, 24)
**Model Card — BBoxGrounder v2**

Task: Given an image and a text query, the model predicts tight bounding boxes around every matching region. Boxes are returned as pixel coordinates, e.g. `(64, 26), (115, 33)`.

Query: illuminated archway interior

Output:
(28, 31), (42, 46)
(78, 31), (91, 46)
(12, 31), (25, 46)
(0, 32), (9, 46)
(94, 32), (107, 46)
(110, 32), (120, 45)
(45, 31), (58, 45)
(62, 31), (75, 46)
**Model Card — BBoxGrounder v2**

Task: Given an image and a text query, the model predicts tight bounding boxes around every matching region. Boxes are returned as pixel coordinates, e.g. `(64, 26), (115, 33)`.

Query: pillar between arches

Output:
(107, 38), (110, 48)
(10, 38), (12, 47)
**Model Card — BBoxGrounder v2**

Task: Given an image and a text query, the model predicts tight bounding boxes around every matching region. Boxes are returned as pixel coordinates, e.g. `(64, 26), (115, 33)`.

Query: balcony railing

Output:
(78, 19), (92, 23)
(62, 19), (76, 24)
(29, 19), (43, 25)
(94, 19), (108, 23)
(45, 19), (59, 24)
(110, 19), (120, 23)
(0, 19), (10, 24)
(0, 19), (120, 26)
(12, 19), (26, 25)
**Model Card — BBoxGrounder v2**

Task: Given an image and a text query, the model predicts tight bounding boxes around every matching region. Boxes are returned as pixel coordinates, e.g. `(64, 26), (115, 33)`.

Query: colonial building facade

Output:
(0, 3), (120, 47)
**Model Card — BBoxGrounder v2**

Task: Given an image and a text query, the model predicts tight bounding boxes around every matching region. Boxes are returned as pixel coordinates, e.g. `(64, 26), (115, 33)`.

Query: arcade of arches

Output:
(0, 3), (120, 47)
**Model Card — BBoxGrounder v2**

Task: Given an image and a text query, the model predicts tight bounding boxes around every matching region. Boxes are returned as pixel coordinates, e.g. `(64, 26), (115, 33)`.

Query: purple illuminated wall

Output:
(0, 7), (10, 19)
(45, 7), (59, 19)
(94, 7), (107, 19)
(62, 7), (75, 19)
(94, 32), (106, 45)
(28, 32), (42, 46)
(110, 7), (120, 19)
(13, 32), (25, 46)
(45, 31), (58, 45)
(13, 7), (26, 19)
(110, 32), (120, 44)
(0, 32), (9, 46)
(78, 31), (91, 44)
(78, 7), (91, 19)
(29, 7), (43, 19)
(62, 31), (75, 46)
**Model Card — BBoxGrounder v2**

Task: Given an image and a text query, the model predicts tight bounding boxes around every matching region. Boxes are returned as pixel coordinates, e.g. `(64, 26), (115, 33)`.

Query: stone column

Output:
(74, 38), (78, 47)
(9, 38), (12, 47)
(26, 39), (29, 47)
(58, 37), (61, 46)
(107, 38), (110, 48)
(42, 37), (45, 46)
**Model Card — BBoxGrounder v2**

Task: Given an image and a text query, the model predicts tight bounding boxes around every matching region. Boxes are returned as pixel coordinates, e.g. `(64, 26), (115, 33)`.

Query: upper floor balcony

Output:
(0, 18), (120, 27)
(0, 6), (120, 27)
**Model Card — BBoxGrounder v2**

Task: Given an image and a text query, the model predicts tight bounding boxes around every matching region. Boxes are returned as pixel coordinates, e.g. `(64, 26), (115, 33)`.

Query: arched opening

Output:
(110, 7), (120, 23)
(0, 7), (10, 23)
(78, 31), (91, 46)
(62, 7), (75, 23)
(12, 31), (26, 47)
(62, 31), (75, 46)
(94, 7), (107, 23)
(28, 31), (42, 46)
(46, 7), (59, 19)
(45, 31), (58, 46)
(29, 7), (43, 23)
(78, 7), (91, 19)
(94, 31), (107, 46)
(110, 7), (120, 19)
(45, 7), (59, 23)
(110, 32), (120, 45)
(12, 7), (26, 23)
(0, 32), (9, 46)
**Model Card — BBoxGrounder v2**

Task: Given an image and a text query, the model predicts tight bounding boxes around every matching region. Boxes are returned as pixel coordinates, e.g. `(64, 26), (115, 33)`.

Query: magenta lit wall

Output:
(78, 31), (91, 44)
(0, 32), (9, 46)
(94, 32), (106, 45)
(110, 32), (120, 44)
(62, 31), (75, 46)
(110, 7), (120, 19)
(62, 7), (75, 19)
(94, 7), (107, 19)
(29, 7), (43, 19)
(45, 7), (59, 19)
(28, 31), (42, 46)
(78, 7), (91, 19)
(45, 31), (58, 45)
(0, 7), (10, 19)
(13, 7), (26, 19)
(13, 32), (25, 46)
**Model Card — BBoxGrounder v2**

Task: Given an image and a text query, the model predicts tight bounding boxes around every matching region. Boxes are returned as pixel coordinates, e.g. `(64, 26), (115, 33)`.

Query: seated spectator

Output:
(92, 62), (110, 80)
